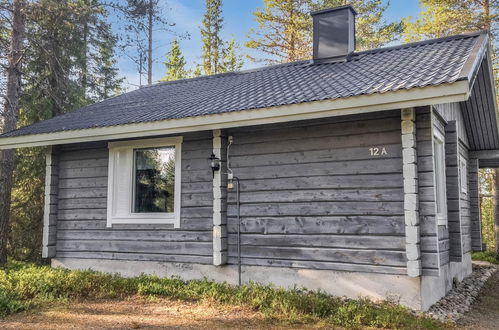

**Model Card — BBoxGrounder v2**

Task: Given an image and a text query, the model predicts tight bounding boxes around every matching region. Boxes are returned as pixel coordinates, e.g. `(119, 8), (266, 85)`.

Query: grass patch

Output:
(472, 250), (499, 264)
(0, 261), (447, 329)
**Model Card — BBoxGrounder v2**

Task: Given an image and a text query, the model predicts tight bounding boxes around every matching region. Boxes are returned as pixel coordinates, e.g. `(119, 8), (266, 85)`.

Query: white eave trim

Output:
(0, 80), (470, 149)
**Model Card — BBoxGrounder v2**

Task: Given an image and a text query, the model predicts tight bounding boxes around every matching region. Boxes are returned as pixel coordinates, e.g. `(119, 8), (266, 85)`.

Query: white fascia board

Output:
(0, 81), (470, 149)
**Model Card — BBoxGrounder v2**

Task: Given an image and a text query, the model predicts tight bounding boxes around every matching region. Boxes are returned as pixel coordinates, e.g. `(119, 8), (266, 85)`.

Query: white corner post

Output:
(401, 108), (422, 277)
(213, 129), (228, 265)
(42, 146), (58, 258)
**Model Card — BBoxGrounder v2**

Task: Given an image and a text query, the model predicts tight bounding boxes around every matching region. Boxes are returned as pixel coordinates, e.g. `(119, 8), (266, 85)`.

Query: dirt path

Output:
(457, 268), (499, 329)
(0, 296), (315, 330)
(2, 270), (498, 330)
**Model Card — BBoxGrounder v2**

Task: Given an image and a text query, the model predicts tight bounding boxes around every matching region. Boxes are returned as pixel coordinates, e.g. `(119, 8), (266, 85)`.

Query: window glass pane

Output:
(133, 147), (175, 213)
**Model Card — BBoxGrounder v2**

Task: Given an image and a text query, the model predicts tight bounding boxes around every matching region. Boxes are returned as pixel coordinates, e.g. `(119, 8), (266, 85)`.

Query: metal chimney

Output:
(311, 5), (357, 63)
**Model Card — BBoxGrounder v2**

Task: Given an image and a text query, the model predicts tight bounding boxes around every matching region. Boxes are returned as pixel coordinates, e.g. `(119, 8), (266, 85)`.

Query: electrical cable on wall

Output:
(226, 136), (242, 286)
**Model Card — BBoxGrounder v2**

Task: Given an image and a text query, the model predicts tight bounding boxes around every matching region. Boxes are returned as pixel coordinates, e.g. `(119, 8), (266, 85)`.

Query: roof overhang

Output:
(0, 80), (471, 150)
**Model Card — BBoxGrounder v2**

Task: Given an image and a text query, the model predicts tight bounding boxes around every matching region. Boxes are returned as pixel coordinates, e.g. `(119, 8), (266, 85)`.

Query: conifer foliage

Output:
(0, 0), (123, 262)
(160, 39), (188, 82)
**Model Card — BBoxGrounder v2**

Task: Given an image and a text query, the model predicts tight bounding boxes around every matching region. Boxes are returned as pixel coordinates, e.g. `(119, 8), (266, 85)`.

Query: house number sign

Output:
(369, 147), (387, 156)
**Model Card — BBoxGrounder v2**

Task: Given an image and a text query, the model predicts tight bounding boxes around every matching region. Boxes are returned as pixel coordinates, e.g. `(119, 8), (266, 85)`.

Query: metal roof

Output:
(0, 32), (488, 138)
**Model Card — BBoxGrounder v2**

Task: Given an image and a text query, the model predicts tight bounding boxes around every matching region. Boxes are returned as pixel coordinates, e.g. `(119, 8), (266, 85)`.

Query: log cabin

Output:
(0, 5), (497, 311)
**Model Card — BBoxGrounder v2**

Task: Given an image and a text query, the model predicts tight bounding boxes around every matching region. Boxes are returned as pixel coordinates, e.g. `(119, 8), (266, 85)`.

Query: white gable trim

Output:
(0, 80), (469, 149)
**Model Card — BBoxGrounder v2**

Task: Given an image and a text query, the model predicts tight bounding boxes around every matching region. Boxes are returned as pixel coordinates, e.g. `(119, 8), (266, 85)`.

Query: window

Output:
(433, 130), (447, 226)
(460, 155), (467, 194)
(107, 137), (182, 227)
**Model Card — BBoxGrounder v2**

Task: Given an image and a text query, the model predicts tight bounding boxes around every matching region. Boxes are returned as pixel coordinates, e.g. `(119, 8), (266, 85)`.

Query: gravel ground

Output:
(457, 267), (499, 329)
(427, 263), (498, 322)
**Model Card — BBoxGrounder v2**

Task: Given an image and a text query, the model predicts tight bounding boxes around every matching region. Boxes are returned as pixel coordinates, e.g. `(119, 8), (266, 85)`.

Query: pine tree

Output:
(0, 0), (25, 265)
(246, 0), (403, 64)
(200, 0), (225, 75)
(246, 0), (311, 64)
(160, 39), (187, 82)
(402, 0), (496, 42)
(223, 38), (244, 72)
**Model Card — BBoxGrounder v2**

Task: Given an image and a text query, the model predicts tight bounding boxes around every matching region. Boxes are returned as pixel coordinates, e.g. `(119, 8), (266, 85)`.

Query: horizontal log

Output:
(227, 188), (404, 204)
(230, 116), (400, 145)
(227, 201), (403, 217)
(226, 246), (406, 267)
(56, 251), (212, 264)
(229, 131), (402, 156)
(237, 174), (404, 191)
(227, 234), (405, 250)
(229, 144), (401, 167)
(57, 230), (211, 242)
(226, 257), (407, 275)
(227, 216), (405, 235)
(57, 240), (212, 256)
(229, 158), (402, 180)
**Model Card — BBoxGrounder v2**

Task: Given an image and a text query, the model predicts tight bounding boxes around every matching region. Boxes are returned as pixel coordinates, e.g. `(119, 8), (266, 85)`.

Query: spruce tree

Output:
(5, 0), (123, 262)
(200, 0), (225, 75)
(160, 39), (188, 82)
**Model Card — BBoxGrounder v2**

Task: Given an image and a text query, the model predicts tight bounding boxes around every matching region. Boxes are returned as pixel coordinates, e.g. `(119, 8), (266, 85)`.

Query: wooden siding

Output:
(459, 143), (472, 254)
(417, 107), (441, 275)
(433, 103), (475, 258)
(431, 104), (474, 261)
(42, 147), (59, 258)
(434, 103), (469, 147)
(460, 57), (499, 150)
(225, 111), (407, 275)
(444, 121), (462, 262)
(55, 133), (214, 264)
(469, 158), (483, 251)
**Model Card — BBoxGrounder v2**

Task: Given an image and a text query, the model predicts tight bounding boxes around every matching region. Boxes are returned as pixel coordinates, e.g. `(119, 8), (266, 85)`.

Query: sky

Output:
(116, 0), (422, 91)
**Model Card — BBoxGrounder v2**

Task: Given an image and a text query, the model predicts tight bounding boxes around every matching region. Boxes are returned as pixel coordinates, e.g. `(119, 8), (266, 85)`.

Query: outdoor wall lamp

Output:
(209, 153), (220, 178)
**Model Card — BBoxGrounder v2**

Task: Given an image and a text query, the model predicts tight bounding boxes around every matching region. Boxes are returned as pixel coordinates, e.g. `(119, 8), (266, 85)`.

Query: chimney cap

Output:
(310, 4), (357, 17)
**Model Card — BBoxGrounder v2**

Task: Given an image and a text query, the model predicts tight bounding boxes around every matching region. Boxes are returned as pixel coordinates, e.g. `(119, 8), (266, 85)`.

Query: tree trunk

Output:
(495, 169), (499, 254)
(483, 0), (490, 31)
(0, 0), (25, 266)
(147, 0), (153, 85)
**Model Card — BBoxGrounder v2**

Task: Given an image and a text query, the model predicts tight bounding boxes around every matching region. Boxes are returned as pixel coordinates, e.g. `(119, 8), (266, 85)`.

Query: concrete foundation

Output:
(421, 252), (473, 310)
(52, 258), (422, 310)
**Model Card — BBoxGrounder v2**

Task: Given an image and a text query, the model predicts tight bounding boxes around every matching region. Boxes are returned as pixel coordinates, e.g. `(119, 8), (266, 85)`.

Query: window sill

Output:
(107, 213), (179, 227)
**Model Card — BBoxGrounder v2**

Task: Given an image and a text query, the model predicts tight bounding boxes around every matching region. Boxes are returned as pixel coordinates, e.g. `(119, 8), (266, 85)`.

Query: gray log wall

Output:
(42, 146), (59, 258)
(417, 107), (442, 276)
(47, 109), (474, 277)
(54, 132), (215, 264)
(444, 121), (462, 262)
(433, 103), (474, 261)
(224, 111), (407, 274)
(469, 158), (482, 251)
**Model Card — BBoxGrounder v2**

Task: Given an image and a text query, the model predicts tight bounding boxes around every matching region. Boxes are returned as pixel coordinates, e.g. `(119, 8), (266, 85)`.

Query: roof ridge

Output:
(141, 31), (485, 90)
(355, 31), (486, 56)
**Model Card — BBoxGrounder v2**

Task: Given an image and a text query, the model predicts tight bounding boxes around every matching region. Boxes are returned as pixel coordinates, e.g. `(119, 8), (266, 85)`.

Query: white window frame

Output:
(459, 154), (468, 194)
(106, 136), (182, 228)
(433, 129), (448, 226)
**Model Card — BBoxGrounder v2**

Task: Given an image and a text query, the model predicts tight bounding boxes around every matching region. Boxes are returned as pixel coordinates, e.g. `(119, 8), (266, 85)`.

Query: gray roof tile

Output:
(1, 32), (483, 138)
